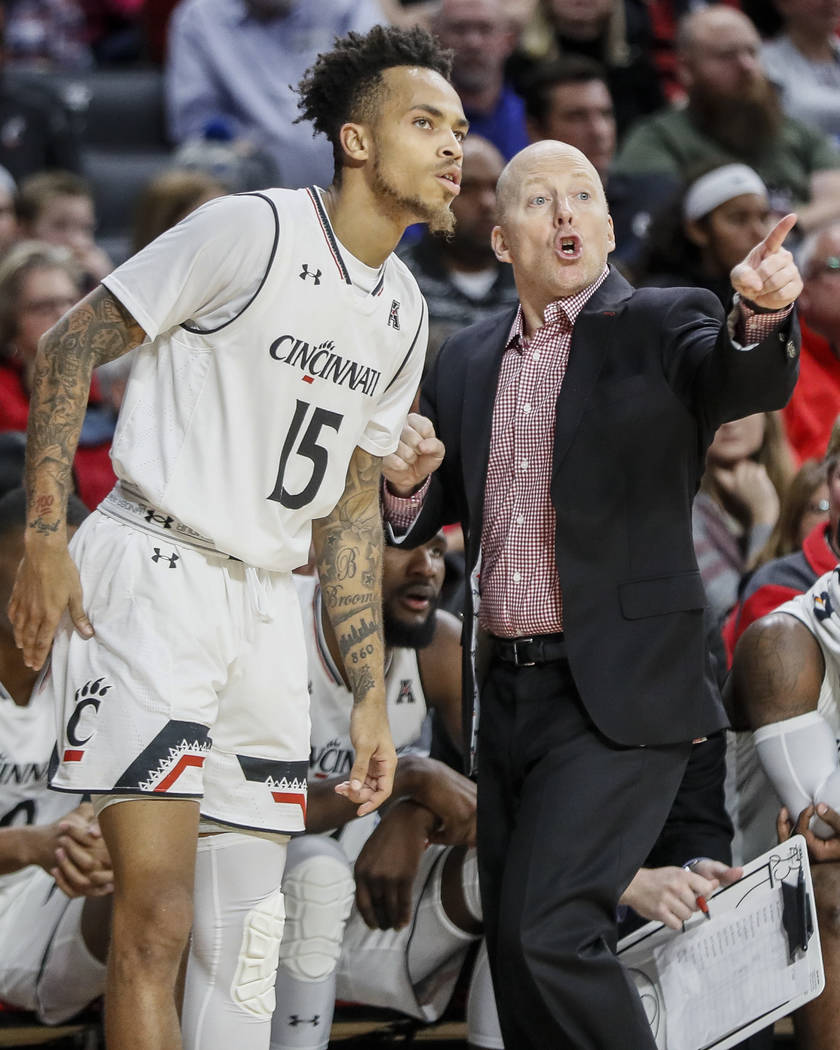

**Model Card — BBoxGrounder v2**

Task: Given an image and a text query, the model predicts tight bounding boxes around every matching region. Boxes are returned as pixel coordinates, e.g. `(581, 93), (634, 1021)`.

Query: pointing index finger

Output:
(762, 212), (797, 253)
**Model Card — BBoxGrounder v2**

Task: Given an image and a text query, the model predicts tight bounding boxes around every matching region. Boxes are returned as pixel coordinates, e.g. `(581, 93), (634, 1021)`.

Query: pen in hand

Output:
(696, 895), (711, 921)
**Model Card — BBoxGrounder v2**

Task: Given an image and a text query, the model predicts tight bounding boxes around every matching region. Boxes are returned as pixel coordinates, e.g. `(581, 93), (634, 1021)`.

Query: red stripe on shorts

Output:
(154, 754), (206, 792)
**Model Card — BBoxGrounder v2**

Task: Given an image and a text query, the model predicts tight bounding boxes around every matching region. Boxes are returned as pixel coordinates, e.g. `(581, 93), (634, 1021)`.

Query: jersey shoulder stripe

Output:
(180, 191), (280, 335)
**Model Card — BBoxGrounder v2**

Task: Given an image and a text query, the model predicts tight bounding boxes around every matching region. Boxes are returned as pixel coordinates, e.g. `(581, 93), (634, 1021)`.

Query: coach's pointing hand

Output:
(730, 212), (803, 311)
(383, 413), (444, 496)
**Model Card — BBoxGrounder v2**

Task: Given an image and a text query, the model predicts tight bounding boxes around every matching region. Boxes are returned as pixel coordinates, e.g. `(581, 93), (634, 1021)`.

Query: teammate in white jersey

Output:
(728, 564), (840, 1050)
(0, 489), (111, 1023)
(7, 25), (468, 1050)
(272, 531), (502, 1050)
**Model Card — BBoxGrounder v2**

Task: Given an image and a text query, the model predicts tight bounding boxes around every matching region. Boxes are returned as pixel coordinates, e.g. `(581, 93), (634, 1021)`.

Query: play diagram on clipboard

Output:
(617, 835), (824, 1050)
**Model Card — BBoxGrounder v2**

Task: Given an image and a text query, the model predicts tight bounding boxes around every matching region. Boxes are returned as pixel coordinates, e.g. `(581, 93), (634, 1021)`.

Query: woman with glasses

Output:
(0, 241), (114, 507)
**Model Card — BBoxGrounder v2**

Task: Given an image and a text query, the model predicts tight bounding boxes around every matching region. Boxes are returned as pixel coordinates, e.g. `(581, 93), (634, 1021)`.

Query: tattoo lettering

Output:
(34, 495), (54, 516)
(336, 545), (358, 580)
(29, 518), (60, 535)
(314, 447), (386, 709)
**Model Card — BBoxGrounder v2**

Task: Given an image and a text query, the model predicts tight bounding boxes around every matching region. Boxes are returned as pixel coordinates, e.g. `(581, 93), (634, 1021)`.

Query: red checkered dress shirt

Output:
(385, 277), (791, 638)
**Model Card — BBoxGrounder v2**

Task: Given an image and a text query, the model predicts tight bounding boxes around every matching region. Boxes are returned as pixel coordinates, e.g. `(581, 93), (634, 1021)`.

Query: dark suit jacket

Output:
(401, 268), (800, 757)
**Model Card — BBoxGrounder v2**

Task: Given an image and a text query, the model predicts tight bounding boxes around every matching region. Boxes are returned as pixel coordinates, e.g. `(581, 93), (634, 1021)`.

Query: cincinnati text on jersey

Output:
(269, 335), (381, 397)
(0, 760), (48, 786)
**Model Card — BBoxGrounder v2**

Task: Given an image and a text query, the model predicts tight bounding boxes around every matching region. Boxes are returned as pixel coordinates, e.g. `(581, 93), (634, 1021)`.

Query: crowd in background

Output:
(0, 0), (839, 1046)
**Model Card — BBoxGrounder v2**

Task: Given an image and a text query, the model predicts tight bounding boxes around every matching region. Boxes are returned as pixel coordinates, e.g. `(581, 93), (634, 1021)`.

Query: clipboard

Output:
(616, 835), (824, 1050)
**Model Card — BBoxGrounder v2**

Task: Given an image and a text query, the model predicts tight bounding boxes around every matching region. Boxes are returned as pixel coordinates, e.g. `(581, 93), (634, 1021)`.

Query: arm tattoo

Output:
(25, 287), (145, 532)
(314, 448), (385, 706)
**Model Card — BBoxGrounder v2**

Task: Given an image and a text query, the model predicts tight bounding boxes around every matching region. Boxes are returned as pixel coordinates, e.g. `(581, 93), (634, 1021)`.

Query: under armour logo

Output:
(151, 548), (180, 568)
(144, 509), (173, 529)
(288, 1015), (320, 1027)
(299, 264), (321, 285)
(387, 299), (401, 330)
(396, 678), (415, 704)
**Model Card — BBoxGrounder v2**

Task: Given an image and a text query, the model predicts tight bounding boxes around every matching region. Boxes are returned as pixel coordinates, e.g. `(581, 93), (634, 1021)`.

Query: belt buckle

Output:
(514, 637), (535, 667)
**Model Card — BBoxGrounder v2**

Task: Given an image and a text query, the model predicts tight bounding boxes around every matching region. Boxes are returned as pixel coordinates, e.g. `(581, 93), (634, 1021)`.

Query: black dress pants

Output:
(477, 655), (691, 1050)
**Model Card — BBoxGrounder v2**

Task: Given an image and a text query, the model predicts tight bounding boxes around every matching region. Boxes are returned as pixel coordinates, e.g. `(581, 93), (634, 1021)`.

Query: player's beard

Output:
(384, 602), (439, 650)
(689, 78), (783, 160)
(372, 157), (456, 236)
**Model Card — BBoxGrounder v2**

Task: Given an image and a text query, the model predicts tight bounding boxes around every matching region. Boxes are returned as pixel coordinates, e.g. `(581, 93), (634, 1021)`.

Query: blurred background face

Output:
(31, 193), (96, 260)
(0, 187), (17, 254)
(535, 78), (616, 179)
(545, 0), (615, 39)
(681, 11), (765, 100)
(799, 226), (840, 335)
(798, 479), (830, 545)
(450, 137), (505, 257)
(434, 0), (515, 92)
(687, 192), (771, 274)
(706, 413), (766, 467)
(15, 265), (78, 359)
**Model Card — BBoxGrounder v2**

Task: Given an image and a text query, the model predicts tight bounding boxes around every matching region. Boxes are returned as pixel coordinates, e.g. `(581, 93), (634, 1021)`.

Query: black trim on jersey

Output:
(180, 191), (280, 335)
(383, 298), (427, 394)
(308, 187), (352, 285)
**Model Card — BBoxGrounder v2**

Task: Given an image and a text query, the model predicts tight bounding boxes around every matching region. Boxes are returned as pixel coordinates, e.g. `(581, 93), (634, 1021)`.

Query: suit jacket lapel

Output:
(461, 307), (516, 532)
(552, 268), (634, 481)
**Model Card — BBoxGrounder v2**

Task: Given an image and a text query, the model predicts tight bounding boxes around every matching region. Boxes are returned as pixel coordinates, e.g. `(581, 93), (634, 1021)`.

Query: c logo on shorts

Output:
(64, 678), (112, 761)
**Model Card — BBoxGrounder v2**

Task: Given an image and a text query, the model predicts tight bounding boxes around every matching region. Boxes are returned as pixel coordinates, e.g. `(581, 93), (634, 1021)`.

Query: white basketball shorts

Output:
(0, 867), (105, 1022)
(335, 844), (473, 1021)
(47, 510), (310, 835)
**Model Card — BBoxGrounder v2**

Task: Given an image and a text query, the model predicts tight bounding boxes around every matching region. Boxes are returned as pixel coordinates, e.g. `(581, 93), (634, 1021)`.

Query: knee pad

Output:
(183, 832), (288, 1050)
(231, 882), (287, 1018)
(278, 837), (355, 983)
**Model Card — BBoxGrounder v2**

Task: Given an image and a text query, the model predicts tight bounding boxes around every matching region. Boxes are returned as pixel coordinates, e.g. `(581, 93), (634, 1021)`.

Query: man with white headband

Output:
(729, 566), (840, 1049)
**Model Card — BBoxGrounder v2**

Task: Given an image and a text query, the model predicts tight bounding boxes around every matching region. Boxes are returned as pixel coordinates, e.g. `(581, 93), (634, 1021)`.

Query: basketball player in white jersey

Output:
(728, 565), (840, 1050)
(7, 25), (468, 1050)
(0, 489), (111, 1022)
(272, 531), (500, 1050)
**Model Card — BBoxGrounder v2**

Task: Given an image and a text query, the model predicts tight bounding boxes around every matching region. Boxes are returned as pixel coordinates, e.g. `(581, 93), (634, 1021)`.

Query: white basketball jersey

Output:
(295, 574), (429, 781)
(104, 187), (427, 571)
(0, 678), (82, 891)
(727, 573), (840, 864)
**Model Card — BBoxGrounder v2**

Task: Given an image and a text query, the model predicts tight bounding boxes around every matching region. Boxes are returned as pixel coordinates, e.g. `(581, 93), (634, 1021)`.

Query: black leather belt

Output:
(490, 632), (566, 667)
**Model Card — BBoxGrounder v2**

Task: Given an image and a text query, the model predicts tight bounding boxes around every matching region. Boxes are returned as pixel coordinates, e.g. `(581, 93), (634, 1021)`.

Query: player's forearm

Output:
(0, 824), (51, 875)
(313, 447), (387, 709)
(25, 287), (144, 540)
(305, 777), (364, 833)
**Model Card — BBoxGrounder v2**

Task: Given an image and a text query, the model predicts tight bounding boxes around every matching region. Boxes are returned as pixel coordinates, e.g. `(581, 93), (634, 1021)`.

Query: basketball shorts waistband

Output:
(100, 482), (234, 558)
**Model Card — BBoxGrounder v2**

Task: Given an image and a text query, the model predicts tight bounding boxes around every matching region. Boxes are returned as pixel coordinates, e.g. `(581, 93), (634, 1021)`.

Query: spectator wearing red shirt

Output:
(723, 430), (840, 661)
(782, 222), (840, 465)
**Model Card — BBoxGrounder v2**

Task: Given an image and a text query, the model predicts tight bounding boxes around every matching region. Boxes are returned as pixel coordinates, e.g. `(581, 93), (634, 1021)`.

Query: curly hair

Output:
(296, 24), (453, 181)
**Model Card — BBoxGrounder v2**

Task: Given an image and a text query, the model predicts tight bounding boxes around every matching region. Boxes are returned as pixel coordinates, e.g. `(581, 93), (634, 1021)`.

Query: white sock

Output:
(182, 832), (288, 1050)
(754, 711), (840, 839)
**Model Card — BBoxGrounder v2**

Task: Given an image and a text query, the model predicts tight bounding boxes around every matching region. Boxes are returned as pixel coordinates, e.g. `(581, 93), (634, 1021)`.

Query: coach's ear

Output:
(492, 224), (511, 265)
(339, 121), (371, 168)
